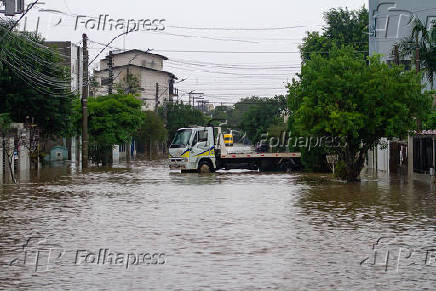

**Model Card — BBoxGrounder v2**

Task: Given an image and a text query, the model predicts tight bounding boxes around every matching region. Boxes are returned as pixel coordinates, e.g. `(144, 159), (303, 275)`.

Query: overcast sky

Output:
(9, 0), (367, 104)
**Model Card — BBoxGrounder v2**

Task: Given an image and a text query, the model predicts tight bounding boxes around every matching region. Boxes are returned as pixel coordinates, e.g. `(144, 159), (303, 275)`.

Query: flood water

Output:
(0, 160), (435, 290)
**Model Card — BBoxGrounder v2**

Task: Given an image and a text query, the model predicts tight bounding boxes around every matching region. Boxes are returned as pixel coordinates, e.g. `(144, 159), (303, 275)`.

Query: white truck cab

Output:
(169, 127), (220, 172)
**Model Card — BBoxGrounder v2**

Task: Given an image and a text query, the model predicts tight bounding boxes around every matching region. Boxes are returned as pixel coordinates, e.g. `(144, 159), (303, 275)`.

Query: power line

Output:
(165, 64), (298, 76)
(167, 25), (308, 31)
(153, 49), (368, 54)
(88, 28), (138, 66)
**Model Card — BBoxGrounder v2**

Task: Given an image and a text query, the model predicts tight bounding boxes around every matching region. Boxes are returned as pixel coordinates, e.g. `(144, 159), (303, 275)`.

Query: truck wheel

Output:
(198, 161), (213, 173)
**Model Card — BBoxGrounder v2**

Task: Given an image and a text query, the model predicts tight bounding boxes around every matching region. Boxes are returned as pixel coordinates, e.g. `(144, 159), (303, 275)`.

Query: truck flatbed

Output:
(220, 152), (301, 159)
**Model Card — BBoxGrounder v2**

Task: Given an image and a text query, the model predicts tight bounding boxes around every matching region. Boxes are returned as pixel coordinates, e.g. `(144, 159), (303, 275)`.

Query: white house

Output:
(94, 50), (178, 111)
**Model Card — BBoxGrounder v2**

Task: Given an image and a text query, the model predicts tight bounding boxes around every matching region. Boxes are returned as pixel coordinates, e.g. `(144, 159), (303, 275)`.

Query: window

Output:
(170, 129), (192, 148)
(198, 130), (208, 143)
(191, 130), (208, 147)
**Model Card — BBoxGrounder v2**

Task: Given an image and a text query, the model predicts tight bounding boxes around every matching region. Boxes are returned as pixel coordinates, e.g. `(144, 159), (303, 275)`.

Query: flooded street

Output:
(0, 160), (435, 290)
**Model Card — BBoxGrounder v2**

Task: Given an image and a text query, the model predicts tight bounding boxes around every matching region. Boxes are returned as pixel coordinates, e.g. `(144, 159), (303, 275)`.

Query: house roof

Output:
(103, 49), (168, 61)
(95, 64), (177, 79)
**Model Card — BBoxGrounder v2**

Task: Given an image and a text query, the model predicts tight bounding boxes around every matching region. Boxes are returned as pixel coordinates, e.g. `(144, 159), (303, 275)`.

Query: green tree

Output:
(0, 113), (11, 136)
(424, 111), (436, 129)
(287, 48), (431, 181)
(159, 102), (205, 142)
(73, 94), (143, 165)
(300, 7), (368, 62)
(397, 19), (436, 89)
(295, 7), (369, 171)
(134, 111), (167, 156)
(238, 96), (287, 144)
(0, 21), (74, 137)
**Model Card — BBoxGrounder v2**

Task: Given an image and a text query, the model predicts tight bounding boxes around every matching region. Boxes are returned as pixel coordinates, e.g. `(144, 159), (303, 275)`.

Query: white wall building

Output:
(367, 0), (436, 175)
(45, 41), (84, 95)
(94, 50), (178, 111)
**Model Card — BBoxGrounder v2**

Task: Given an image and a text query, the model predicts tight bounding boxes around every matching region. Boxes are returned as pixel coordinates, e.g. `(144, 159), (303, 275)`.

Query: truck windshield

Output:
(170, 129), (192, 148)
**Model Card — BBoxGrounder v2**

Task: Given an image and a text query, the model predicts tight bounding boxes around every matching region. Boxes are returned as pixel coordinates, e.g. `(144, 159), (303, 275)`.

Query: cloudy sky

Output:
(7, 0), (367, 104)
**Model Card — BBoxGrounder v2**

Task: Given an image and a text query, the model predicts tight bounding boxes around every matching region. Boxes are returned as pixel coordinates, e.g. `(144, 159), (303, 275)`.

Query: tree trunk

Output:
(341, 147), (366, 182)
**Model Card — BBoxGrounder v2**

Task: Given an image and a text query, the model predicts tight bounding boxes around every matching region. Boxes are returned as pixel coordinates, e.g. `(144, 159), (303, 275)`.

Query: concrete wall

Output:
(94, 65), (173, 111)
(18, 144), (30, 181)
(376, 139), (390, 172)
(113, 145), (120, 163)
(140, 69), (172, 110)
(100, 51), (164, 71)
(45, 41), (83, 95)
(71, 43), (84, 95)
(367, 139), (390, 172)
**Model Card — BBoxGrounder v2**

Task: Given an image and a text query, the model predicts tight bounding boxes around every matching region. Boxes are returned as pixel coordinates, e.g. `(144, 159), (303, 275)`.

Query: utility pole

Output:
(108, 51), (113, 95)
(188, 92), (204, 108)
(82, 33), (89, 169)
(155, 82), (159, 112)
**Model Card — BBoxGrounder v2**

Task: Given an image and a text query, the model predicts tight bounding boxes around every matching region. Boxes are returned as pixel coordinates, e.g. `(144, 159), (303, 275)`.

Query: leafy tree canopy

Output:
(135, 111), (167, 144)
(300, 7), (368, 62)
(237, 96), (287, 144)
(287, 47), (431, 181)
(209, 96), (287, 144)
(73, 94), (143, 164)
(159, 102), (206, 142)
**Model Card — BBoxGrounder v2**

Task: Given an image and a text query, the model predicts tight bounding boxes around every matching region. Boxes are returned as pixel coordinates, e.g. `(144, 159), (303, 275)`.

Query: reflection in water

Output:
(0, 160), (435, 290)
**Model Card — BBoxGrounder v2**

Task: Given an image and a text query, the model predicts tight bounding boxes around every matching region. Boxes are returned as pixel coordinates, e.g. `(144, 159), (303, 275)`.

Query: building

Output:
(44, 41), (84, 163)
(368, 0), (436, 181)
(45, 41), (84, 95)
(93, 49), (178, 111)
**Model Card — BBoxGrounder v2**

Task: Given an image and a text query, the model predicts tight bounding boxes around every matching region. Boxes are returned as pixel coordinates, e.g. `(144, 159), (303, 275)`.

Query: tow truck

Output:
(169, 126), (301, 173)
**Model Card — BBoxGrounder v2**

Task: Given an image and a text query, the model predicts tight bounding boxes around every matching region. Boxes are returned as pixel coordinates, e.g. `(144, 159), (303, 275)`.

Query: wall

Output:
(366, 139), (390, 172)
(139, 69), (171, 110)
(70, 43), (83, 95)
(100, 52), (164, 71)
(94, 66), (172, 111)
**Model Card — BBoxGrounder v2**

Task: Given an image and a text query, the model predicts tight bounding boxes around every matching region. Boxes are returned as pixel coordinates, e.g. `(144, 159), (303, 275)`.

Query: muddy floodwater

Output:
(0, 160), (435, 290)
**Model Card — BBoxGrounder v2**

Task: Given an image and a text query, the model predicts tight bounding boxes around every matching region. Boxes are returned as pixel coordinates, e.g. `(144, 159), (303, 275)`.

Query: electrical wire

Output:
(167, 25), (308, 31)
